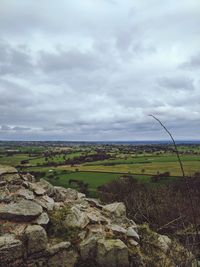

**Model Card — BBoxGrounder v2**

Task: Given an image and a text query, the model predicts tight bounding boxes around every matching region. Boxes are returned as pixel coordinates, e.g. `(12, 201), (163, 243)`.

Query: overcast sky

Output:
(0, 0), (200, 141)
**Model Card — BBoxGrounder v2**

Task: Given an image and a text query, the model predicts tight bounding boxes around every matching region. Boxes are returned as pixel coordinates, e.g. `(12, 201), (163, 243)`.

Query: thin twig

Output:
(149, 114), (200, 247)
(157, 215), (183, 232)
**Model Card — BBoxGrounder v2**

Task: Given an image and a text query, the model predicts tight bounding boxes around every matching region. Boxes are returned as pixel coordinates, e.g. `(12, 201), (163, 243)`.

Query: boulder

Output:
(103, 202), (126, 217)
(0, 199), (43, 221)
(96, 239), (129, 267)
(24, 225), (48, 255)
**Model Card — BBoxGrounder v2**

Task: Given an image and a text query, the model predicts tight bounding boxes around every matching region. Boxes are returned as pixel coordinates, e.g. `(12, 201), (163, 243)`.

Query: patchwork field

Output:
(0, 142), (200, 196)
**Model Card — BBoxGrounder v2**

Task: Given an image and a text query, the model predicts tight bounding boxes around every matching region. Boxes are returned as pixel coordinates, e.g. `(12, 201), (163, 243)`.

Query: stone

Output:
(157, 234), (172, 253)
(37, 178), (54, 194)
(79, 235), (99, 260)
(48, 249), (78, 267)
(24, 225), (48, 255)
(86, 209), (108, 223)
(128, 238), (139, 246)
(64, 206), (89, 229)
(0, 180), (6, 186)
(109, 224), (126, 234)
(17, 188), (35, 200)
(103, 202), (126, 217)
(78, 192), (86, 199)
(85, 198), (103, 209)
(33, 212), (49, 226)
(21, 173), (35, 182)
(53, 186), (78, 202)
(0, 165), (17, 176)
(126, 227), (140, 240)
(96, 239), (129, 267)
(0, 199), (43, 221)
(47, 241), (71, 255)
(33, 194), (55, 211)
(0, 234), (23, 264)
(30, 183), (46, 196)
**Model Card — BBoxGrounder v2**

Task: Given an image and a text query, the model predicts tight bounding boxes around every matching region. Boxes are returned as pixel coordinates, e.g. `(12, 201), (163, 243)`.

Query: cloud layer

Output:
(0, 0), (200, 140)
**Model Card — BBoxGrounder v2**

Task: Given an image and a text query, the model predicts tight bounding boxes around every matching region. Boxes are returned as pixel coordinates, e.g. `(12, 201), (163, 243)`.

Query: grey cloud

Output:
(157, 76), (194, 91)
(0, 125), (11, 131)
(0, 40), (34, 76)
(38, 48), (103, 73)
(0, 0), (199, 140)
(181, 52), (200, 69)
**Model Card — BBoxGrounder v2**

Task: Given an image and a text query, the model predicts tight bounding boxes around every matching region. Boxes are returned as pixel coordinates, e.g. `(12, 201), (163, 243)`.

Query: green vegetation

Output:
(0, 141), (200, 196)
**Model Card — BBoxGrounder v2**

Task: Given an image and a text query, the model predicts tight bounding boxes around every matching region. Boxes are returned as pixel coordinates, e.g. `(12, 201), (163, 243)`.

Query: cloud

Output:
(0, 39), (34, 76)
(181, 52), (200, 69)
(0, 0), (199, 140)
(39, 48), (103, 73)
(157, 76), (194, 91)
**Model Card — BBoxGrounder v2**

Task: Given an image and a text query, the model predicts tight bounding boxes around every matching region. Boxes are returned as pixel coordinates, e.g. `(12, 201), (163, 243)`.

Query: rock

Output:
(38, 178), (55, 195)
(48, 249), (78, 267)
(21, 173), (35, 182)
(0, 180), (6, 186)
(128, 238), (139, 246)
(78, 192), (86, 199)
(87, 224), (105, 238)
(0, 199), (43, 221)
(53, 186), (78, 202)
(126, 226), (140, 240)
(17, 188), (35, 200)
(30, 183), (46, 196)
(0, 234), (23, 264)
(64, 206), (89, 229)
(157, 234), (172, 253)
(47, 241), (71, 255)
(33, 212), (49, 226)
(29, 179), (54, 197)
(109, 224), (126, 234)
(85, 198), (103, 209)
(0, 165), (17, 176)
(103, 202), (126, 217)
(79, 235), (99, 260)
(24, 225), (48, 255)
(86, 208), (109, 223)
(96, 239), (129, 267)
(34, 195), (55, 211)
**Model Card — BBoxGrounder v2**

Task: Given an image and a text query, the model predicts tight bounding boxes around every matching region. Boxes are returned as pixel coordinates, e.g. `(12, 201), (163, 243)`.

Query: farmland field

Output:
(0, 141), (200, 196)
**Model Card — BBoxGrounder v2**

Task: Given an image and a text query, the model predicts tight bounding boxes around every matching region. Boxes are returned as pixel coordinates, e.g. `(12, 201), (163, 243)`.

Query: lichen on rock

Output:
(0, 165), (194, 267)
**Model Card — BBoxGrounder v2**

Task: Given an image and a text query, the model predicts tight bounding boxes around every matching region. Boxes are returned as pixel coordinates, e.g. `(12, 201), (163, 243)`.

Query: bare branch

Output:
(149, 114), (200, 247)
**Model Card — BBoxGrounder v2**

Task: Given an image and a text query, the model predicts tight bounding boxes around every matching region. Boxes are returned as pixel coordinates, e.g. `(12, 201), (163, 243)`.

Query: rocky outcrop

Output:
(0, 165), (194, 267)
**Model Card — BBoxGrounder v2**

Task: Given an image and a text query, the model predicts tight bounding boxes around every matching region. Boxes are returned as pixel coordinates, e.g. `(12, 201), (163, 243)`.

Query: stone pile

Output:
(0, 165), (193, 267)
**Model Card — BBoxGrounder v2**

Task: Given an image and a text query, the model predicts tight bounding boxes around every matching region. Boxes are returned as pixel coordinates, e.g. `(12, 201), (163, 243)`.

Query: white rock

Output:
(126, 227), (140, 240)
(109, 224), (126, 234)
(103, 202), (126, 217)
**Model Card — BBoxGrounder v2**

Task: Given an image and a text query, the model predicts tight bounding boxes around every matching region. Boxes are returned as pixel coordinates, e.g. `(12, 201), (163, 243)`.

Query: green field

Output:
(0, 142), (200, 196)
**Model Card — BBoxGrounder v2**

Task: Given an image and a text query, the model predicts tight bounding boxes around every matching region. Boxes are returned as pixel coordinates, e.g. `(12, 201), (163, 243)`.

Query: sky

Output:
(0, 0), (200, 141)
